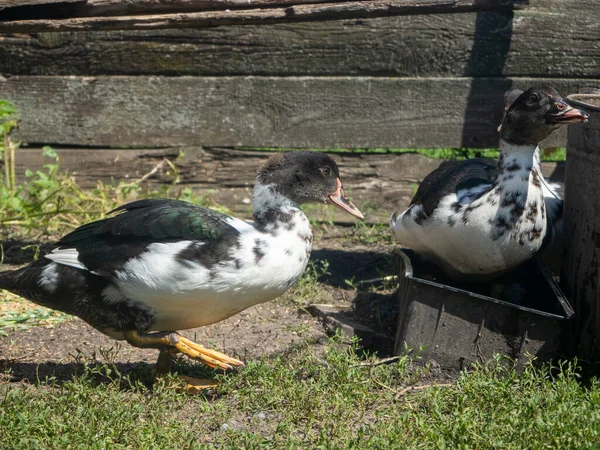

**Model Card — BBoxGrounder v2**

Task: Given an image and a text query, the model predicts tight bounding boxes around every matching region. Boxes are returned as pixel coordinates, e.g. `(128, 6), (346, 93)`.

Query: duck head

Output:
(499, 86), (589, 145)
(255, 151), (364, 219)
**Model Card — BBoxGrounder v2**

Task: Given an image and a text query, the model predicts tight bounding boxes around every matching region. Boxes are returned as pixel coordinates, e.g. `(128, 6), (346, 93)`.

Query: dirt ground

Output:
(0, 227), (399, 386)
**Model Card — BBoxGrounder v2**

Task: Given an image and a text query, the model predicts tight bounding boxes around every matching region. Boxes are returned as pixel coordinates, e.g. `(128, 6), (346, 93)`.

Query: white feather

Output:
(45, 247), (87, 271)
(38, 262), (60, 293)
(456, 183), (492, 204)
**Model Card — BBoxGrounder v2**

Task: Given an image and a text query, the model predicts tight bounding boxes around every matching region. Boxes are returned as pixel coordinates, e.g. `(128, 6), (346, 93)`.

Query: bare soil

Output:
(0, 227), (399, 386)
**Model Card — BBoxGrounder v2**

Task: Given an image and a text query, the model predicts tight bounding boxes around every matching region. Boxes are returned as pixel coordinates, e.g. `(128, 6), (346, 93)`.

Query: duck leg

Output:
(123, 330), (244, 370)
(123, 330), (244, 393)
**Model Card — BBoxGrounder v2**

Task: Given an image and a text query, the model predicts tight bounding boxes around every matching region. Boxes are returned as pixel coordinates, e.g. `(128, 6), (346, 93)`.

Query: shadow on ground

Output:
(312, 248), (392, 288)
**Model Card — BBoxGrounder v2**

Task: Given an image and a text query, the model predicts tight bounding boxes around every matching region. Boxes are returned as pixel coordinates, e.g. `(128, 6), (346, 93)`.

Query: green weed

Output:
(0, 103), (228, 241)
(353, 222), (392, 246)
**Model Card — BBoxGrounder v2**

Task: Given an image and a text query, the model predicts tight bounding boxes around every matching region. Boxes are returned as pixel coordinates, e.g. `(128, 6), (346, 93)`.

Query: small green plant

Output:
(344, 275), (358, 289)
(0, 100), (19, 194)
(353, 221), (392, 246)
(0, 105), (227, 241)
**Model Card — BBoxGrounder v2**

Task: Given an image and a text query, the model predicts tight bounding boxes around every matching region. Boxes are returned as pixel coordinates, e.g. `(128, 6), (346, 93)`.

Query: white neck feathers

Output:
(252, 181), (298, 215)
(499, 140), (541, 172)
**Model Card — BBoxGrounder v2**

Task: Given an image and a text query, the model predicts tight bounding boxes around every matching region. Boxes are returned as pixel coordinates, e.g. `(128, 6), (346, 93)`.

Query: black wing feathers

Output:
(411, 159), (498, 217)
(56, 199), (240, 274)
(60, 199), (232, 244)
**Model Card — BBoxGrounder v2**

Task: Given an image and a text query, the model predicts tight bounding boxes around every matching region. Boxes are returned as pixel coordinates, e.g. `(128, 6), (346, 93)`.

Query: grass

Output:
(1, 339), (599, 449)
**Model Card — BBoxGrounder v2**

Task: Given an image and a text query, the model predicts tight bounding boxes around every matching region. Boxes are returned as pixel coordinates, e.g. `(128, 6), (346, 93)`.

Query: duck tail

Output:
(0, 258), (49, 300)
(0, 267), (16, 291)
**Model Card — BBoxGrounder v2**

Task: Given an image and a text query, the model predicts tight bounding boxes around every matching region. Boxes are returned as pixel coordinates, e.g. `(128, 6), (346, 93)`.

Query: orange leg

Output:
(124, 330), (244, 393)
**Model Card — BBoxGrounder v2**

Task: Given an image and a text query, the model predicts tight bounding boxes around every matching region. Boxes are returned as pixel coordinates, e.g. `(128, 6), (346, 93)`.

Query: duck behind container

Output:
(390, 86), (588, 280)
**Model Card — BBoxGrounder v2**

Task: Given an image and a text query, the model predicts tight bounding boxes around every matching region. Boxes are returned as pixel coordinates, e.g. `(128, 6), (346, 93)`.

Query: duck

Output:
(390, 86), (589, 280)
(0, 151), (364, 391)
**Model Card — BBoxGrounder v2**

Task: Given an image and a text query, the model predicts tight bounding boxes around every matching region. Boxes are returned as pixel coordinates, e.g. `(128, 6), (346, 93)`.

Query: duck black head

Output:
(255, 151), (364, 219)
(499, 86), (589, 146)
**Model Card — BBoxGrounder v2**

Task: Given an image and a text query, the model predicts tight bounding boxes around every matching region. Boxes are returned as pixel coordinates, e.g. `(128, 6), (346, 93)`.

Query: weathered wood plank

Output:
(0, 0), (81, 8)
(1, 10), (598, 78)
(1, 0), (360, 17)
(0, 76), (594, 148)
(4, 146), (563, 224)
(0, 0), (522, 32)
(0, 0), (519, 16)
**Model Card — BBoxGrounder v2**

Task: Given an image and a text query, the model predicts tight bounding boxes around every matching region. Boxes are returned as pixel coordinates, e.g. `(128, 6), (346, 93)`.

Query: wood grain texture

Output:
(2, 0), (365, 17)
(1, 9), (599, 78)
(5, 146), (562, 224)
(0, 75), (594, 148)
(0, 0), (81, 8)
(563, 114), (600, 358)
(0, 0), (521, 32)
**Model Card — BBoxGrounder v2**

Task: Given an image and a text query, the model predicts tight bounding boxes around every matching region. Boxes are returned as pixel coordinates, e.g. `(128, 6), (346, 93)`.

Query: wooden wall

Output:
(0, 0), (598, 223)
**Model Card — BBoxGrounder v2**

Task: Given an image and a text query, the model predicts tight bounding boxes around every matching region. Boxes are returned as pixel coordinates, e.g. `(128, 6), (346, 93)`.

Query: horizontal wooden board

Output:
(1, 0), (517, 17)
(0, 0), (528, 33)
(1, 9), (599, 78)
(1, 76), (595, 148)
(5, 146), (563, 224)
(0, 0), (383, 17)
(0, 0), (519, 32)
(0, 0), (81, 8)
(1, 0), (596, 34)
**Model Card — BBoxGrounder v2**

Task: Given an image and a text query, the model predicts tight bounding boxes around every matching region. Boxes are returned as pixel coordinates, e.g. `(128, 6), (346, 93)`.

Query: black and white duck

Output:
(0, 151), (363, 390)
(390, 87), (589, 280)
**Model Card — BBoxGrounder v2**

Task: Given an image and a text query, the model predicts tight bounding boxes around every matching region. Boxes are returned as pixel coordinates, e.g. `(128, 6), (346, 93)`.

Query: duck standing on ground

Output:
(390, 87), (588, 280)
(0, 151), (363, 391)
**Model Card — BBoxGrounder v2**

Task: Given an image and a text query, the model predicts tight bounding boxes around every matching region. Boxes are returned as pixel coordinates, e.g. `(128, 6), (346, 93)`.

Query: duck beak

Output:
(546, 99), (589, 124)
(327, 178), (364, 220)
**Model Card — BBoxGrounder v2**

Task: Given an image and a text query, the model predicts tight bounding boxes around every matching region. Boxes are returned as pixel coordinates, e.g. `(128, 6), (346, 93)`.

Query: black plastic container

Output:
(393, 249), (575, 370)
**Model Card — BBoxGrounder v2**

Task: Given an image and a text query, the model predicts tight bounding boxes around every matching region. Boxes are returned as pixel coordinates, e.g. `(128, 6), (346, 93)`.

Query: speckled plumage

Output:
(390, 87), (588, 279)
(0, 152), (362, 341)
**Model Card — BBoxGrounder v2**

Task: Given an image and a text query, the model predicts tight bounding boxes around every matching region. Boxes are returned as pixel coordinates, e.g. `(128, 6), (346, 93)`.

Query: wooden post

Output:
(563, 93), (600, 360)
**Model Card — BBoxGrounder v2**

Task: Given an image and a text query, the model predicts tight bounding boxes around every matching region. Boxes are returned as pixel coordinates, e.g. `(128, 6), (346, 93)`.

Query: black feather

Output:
(0, 259), (155, 332)
(411, 159), (498, 217)
(56, 199), (240, 274)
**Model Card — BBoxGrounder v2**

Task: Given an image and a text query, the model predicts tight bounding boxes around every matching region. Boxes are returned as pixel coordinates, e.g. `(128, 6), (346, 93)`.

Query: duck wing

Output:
(47, 199), (246, 276)
(411, 159), (498, 217)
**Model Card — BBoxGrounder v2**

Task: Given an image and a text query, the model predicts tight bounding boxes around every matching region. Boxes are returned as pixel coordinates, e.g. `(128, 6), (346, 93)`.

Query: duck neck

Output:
(497, 140), (540, 188)
(497, 139), (540, 177)
(252, 181), (310, 235)
(493, 139), (543, 230)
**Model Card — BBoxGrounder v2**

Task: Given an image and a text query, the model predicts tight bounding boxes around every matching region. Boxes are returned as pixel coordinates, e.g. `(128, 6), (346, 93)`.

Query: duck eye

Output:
(529, 94), (539, 103)
(320, 167), (331, 177)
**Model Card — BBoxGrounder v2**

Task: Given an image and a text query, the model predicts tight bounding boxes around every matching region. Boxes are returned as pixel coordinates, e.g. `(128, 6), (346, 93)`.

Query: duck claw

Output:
(123, 330), (244, 371)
